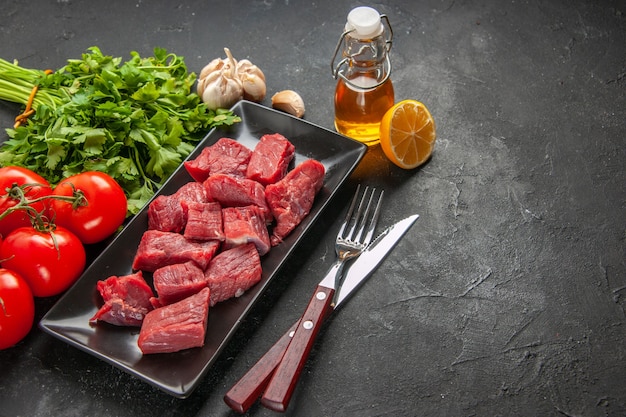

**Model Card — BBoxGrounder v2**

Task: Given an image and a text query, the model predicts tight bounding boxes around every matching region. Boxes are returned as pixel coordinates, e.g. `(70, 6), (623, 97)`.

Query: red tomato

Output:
(50, 172), (127, 244)
(0, 268), (35, 349)
(0, 226), (86, 297)
(0, 166), (53, 238)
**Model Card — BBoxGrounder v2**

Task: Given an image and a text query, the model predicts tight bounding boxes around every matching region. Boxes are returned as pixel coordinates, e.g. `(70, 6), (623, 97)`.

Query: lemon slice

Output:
(379, 100), (436, 169)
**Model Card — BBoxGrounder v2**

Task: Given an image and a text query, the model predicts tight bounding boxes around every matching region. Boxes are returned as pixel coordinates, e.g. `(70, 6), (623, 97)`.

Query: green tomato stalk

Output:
(0, 183), (79, 231)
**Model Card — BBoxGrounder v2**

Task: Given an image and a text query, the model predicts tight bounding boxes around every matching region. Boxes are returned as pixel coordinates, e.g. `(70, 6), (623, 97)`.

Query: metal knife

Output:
(223, 214), (419, 413)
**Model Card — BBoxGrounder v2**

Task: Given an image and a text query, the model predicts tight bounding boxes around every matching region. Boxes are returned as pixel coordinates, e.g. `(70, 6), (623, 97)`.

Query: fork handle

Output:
(224, 321), (299, 413)
(260, 284), (335, 412)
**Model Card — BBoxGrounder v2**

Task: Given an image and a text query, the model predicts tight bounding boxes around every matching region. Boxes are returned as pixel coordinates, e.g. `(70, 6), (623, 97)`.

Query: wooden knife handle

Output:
(223, 322), (299, 414)
(261, 285), (335, 412)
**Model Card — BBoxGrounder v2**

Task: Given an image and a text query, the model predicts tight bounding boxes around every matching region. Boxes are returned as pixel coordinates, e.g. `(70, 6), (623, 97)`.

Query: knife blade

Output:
(223, 214), (419, 413)
(334, 214), (419, 306)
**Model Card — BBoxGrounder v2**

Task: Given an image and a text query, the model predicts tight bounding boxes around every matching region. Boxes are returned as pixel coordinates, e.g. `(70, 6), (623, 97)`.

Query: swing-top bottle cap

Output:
(345, 6), (383, 39)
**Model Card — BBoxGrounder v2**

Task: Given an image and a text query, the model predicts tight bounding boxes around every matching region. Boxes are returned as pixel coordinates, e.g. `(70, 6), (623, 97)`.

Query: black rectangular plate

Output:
(39, 100), (366, 398)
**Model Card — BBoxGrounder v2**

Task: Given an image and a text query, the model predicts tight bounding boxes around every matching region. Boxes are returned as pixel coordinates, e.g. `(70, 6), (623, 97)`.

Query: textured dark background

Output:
(1, 0), (625, 416)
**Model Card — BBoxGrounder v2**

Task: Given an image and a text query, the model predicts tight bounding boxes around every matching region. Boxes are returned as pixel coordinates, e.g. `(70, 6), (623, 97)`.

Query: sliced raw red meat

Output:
(222, 205), (271, 256)
(89, 271), (154, 327)
(265, 159), (325, 246)
(148, 195), (184, 233)
(138, 287), (211, 354)
(183, 201), (224, 241)
(152, 261), (207, 306)
(205, 243), (262, 306)
(132, 230), (220, 272)
(246, 133), (295, 186)
(204, 174), (271, 221)
(184, 137), (252, 182)
(148, 182), (208, 232)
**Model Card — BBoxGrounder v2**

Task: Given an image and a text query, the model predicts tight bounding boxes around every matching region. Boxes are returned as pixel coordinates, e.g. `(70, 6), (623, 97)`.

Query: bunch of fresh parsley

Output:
(0, 47), (240, 215)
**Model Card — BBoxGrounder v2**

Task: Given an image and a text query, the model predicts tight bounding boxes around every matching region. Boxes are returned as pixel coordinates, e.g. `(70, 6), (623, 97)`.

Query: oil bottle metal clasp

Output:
(330, 13), (394, 91)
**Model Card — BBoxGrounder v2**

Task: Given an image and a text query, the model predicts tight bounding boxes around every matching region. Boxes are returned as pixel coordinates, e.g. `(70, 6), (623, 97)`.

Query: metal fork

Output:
(327, 184), (384, 305)
(259, 184), (384, 412)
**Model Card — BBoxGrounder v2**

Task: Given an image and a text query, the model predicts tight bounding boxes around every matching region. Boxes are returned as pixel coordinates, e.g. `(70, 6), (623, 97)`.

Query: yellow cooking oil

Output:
(334, 74), (395, 145)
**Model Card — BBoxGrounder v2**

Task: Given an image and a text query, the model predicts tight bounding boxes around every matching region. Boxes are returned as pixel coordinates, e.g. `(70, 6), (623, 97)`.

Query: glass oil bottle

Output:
(331, 6), (394, 145)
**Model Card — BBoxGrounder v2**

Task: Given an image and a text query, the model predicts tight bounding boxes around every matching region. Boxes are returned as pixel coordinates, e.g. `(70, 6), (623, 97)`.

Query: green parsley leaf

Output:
(0, 47), (241, 215)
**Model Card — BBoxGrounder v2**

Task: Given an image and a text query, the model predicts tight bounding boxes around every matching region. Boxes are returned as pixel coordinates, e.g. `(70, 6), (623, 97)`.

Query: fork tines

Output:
(339, 185), (384, 247)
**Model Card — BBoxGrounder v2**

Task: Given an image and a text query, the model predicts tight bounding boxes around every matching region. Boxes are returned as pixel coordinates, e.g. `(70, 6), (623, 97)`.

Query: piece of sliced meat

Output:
(132, 230), (221, 272)
(184, 137), (252, 182)
(89, 271), (154, 327)
(183, 201), (224, 241)
(148, 195), (184, 233)
(265, 159), (325, 246)
(222, 205), (271, 256)
(246, 133), (295, 186)
(204, 243), (262, 306)
(148, 182), (208, 232)
(152, 261), (208, 306)
(204, 174), (271, 222)
(138, 287), (211, 354)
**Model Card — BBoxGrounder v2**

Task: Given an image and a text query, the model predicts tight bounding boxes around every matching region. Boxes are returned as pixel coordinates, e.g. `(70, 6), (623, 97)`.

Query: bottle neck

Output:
(338, 33), (391, 89)
(342, 33), (389, 67)
(330, 13), (394, 90)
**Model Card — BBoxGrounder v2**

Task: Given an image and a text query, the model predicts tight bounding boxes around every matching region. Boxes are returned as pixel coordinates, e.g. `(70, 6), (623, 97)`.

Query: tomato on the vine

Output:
(0, 226), (86, 297)
(0, 166), (53, 239)
(50, 171), (127, 244)
(0, 268), (35, 350)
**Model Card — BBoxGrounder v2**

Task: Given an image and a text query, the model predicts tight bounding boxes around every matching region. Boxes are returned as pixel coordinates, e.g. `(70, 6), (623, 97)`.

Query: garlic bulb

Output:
(272, 90), (305, 118)
(197, 48), (266, 109)
(197, 48), (243, 110)
(237, 59), (266, 102)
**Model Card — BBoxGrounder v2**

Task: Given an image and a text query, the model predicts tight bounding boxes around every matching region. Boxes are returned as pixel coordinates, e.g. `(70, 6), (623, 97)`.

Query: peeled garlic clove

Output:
(272, 90), (305, 118)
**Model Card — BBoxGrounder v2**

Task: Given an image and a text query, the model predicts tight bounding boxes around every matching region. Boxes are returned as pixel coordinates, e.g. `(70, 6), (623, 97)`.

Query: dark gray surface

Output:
(1, 0), (625, 416)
